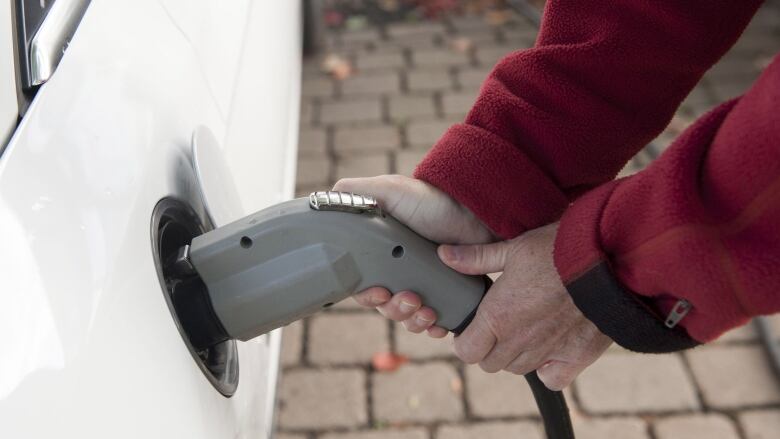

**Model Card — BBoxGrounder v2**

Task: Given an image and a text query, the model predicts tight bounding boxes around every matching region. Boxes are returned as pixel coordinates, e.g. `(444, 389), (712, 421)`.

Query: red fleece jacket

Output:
(414, 0), (779, 351)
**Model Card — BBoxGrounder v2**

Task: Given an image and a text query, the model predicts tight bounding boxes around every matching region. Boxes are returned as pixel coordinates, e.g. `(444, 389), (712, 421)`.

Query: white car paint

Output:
(0, 0), (300, 437)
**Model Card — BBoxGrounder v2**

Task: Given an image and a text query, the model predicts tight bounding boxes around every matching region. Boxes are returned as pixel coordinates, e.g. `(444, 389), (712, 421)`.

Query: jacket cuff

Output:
(554, 181), (699, 353)
(413, 123), (568, 239)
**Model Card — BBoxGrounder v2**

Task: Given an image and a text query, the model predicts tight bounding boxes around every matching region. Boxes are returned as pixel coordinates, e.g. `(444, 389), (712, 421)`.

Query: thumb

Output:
(334, 175), (421, 225)
(438, 241), (509, 275)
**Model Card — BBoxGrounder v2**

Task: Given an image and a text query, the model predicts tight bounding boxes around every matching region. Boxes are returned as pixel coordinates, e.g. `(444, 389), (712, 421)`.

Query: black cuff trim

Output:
(566, 262), (699, 353)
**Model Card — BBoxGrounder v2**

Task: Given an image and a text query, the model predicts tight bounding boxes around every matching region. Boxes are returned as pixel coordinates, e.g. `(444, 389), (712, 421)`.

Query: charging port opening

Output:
(151, 198), (239, 397)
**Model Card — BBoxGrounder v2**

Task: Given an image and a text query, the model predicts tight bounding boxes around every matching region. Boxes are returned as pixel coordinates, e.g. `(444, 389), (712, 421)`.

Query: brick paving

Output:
(277, 2), (780, 438)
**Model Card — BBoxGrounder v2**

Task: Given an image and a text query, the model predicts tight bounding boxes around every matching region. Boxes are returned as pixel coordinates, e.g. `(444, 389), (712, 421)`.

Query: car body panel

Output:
(0, 0), (299, 437)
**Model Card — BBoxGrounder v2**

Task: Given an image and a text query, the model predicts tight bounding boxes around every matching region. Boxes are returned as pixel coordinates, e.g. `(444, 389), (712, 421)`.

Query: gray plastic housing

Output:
(188, 197), (487, 341)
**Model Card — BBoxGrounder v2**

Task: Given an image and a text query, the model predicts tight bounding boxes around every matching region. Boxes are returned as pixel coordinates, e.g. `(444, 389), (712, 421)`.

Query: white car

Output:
(0, 1), (302, 437)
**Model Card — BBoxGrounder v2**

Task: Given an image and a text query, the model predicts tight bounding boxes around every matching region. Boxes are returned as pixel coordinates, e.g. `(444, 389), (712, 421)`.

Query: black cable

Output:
(525, 371), (576, 439)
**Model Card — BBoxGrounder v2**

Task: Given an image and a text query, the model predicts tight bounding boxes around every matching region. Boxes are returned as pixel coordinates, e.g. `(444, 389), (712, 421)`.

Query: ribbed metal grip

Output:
(309, 191), (381, 215)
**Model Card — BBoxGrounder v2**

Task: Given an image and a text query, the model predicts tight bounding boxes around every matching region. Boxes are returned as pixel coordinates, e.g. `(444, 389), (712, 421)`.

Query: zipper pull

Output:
(665, 299), (692, 328)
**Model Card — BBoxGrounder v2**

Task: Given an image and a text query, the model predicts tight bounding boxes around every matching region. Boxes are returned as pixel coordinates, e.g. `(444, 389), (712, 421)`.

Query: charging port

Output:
(151, 198), (239, 397)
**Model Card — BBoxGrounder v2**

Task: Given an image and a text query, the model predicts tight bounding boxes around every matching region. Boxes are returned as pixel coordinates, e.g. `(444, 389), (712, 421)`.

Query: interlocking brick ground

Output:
(372, 362), (464, 423)
(653, 414), (740, 439)
(277, 2), (780, 437)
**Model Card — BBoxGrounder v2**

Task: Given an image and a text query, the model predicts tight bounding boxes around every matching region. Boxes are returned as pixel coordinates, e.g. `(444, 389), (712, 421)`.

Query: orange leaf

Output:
(372, 352), (409, 372)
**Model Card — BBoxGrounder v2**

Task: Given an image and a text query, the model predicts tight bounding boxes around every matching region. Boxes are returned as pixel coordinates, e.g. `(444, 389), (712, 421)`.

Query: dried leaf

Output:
(450, 376), (463, 393)
(419, 0), (459, 18)
(321, 54), (354, 80)
(324, 11), (344, 28)
(485, 9), (512, 26)
(450, 36), (474, 53)
(372, 352), (409, 372)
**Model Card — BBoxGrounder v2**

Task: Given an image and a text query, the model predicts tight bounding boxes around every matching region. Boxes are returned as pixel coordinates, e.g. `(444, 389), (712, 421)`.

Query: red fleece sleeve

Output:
(555, 56), (780, 347)
(414, 0), (761, 239)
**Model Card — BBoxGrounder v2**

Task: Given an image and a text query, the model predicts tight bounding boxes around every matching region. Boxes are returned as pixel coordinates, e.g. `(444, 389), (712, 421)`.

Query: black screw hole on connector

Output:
(392, 245), (405, 258)
(323, 302), (334, 308)
(240, 236), (253, 249)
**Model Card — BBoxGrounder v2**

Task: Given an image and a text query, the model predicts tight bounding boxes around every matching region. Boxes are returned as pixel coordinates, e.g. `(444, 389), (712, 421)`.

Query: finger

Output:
(536, 360), (581, 391)
(478, 343), (518, 373)
(438, 241), (510, 275)
(376, 291), (421, 321)
(478, 339), (537, 373)
(352, 287), (392, 308)
(505, 348), (550, 376)
(453, 310), (497, 364)
(401, 307), (437, 333)
(427, 326), (448, 338)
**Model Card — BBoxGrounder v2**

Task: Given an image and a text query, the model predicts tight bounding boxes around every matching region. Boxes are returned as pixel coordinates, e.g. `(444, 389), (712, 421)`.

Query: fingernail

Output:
(440, 245), (460, 262)
(416, 315), (434, 325)
(399, 300), (417, 313)
(370, 295), (385, 305)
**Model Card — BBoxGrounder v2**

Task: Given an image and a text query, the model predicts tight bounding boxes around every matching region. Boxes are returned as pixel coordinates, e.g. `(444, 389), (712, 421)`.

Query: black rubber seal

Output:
(451, 275), (575, 439)
(170, 275), (230, 351)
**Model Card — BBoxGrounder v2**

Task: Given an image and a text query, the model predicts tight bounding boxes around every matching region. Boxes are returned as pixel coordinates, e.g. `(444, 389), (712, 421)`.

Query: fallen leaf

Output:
(321, 54), (354, 80)
(419, 0), (459, 18)
(450, 376), (463, 393)
(372, 352), (409, 372)
(324, 11), (344, 28)
(485, 9), (512, 26)
(450, 36), (474, 53)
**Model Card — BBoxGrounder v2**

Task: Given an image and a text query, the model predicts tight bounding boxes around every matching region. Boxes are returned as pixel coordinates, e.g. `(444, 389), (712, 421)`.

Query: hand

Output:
(332, 175), (494, 337)
(440, 223), (612, 390)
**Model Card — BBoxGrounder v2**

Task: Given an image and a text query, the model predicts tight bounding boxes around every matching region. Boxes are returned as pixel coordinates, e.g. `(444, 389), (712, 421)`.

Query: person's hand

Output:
(439, 223), (612, 390)
(332, 175), (494, 338)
